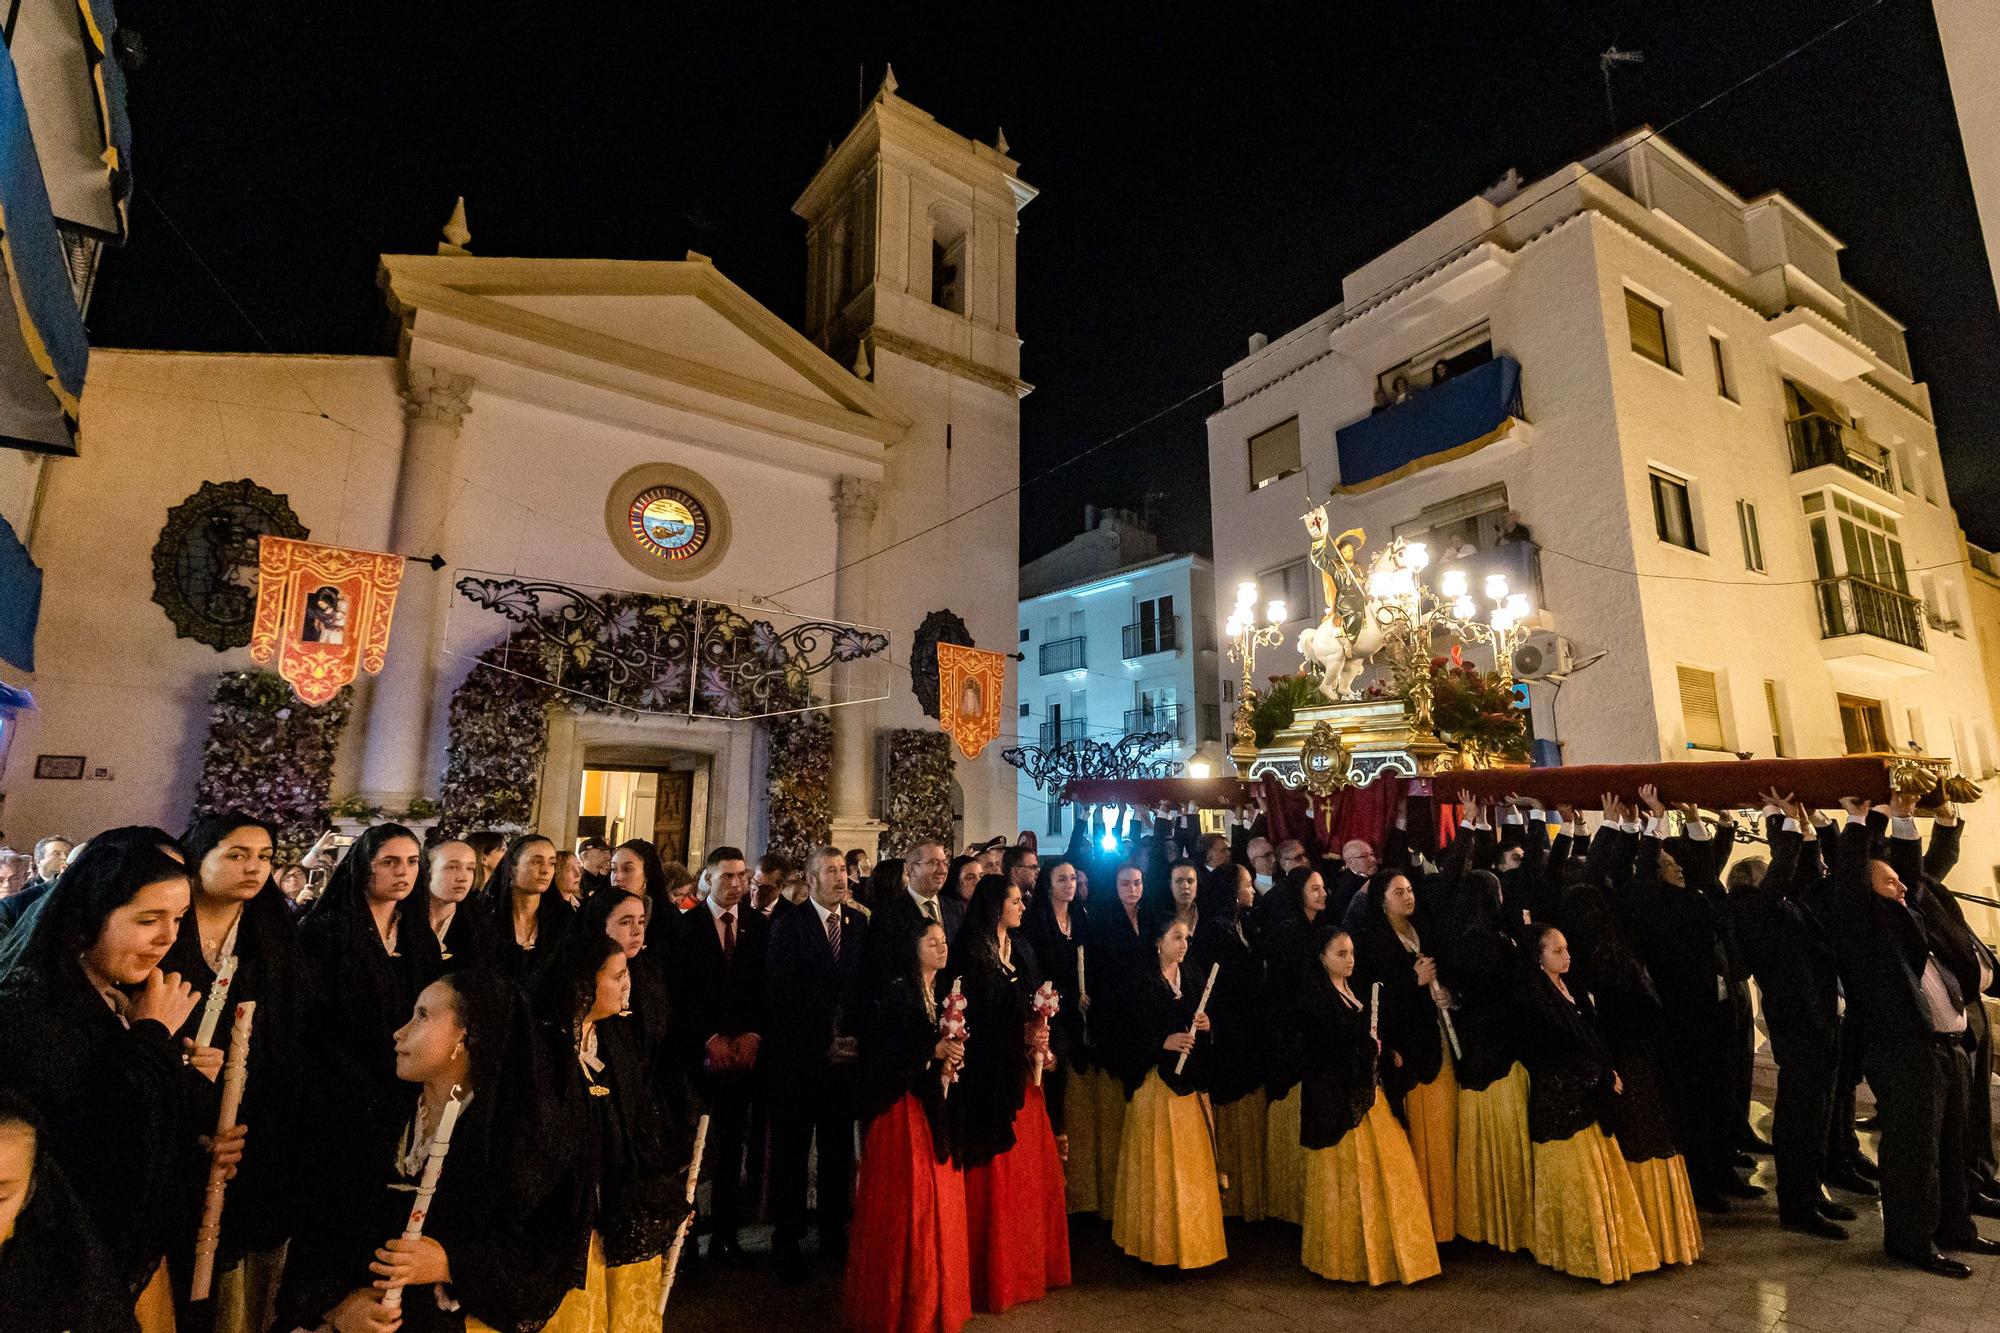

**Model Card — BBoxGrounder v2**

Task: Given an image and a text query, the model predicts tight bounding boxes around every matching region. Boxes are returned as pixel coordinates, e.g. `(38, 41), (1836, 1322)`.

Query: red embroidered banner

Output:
(936, 642), (1006, 760)
(250, 537), (406, 706)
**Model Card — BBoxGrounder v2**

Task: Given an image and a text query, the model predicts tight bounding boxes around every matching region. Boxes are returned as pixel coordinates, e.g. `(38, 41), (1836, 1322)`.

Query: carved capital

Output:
(831, 475), (883, 525)
(401, 365), (475, 428)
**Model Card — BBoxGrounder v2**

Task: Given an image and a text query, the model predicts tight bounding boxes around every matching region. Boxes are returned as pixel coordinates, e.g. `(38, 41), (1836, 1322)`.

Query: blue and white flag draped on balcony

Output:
(1334, 355), (1524, 494)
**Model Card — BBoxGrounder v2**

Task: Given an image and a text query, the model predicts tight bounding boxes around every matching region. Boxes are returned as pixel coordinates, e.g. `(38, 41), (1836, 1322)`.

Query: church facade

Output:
(0, 80), (1032, 861)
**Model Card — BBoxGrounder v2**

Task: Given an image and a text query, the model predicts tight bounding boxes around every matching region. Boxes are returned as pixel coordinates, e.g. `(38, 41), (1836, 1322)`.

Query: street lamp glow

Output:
(1188, 759), (1212, 779)
(1441, 569), (1468, 598)
(1485, 574), (1510, 601)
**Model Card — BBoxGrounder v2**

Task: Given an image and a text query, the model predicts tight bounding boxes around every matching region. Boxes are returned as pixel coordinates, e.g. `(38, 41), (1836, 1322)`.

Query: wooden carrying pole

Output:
(189, 1000), (255, 1301)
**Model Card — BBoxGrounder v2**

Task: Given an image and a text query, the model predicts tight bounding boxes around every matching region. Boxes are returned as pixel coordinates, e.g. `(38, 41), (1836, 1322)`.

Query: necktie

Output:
(721, 909), (736, 960)
(923, 898), (939, 925)
(826, 909), (842, 962)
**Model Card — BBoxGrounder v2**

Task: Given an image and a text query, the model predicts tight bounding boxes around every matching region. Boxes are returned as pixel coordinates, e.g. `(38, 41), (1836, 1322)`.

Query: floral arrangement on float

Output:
(193, 670), (353, 855)
(1365, 645), (1530, 767)
(882, 729), (955, 855)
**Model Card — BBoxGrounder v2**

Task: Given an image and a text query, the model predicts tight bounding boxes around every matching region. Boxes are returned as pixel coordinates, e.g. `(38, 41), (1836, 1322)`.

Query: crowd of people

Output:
(0, 780), (1994, 1333)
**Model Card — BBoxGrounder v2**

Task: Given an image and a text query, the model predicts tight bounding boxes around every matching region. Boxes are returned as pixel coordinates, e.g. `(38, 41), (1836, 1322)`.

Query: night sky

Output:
(91, 0), (2000, 559)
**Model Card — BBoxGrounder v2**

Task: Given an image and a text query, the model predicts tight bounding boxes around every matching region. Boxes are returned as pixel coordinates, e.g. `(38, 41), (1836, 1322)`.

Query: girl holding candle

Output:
(1519, 924), (1660, 1284)
(843, 920), (971, 1333)
(1110, 916), (1227, 1269)
(278, 969), (584, 1333)
(162, 813), (308, 1331)
(947, 875), (1070, 1313)
(1440, 868), (1533, 1253)
(1196, 862), (1270, 1221)
(0, 833), (244, 1333)
(1354, 869), (1459, 1244)
(1260, 864), (1328, 1225)
(298, 824), (445, 1169)
(1020, 858), (1086, 1161)
(534, 928), (683, 1333)
(1073, 862), (1148, 1215)
(482, 835), (573, 982)
(1298, 926), (1440, 1285)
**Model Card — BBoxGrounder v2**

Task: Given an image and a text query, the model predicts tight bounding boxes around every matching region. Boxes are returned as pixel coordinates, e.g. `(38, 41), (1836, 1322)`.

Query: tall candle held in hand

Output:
(192, 952), (239, 1049)
(381, 1089), (464, 1310)
(189, 1000), (255, 1300)
(1175, 962), (1221, 1076)
(660, 1112), (711, 1315)
(1369, 982), (1381, 1041)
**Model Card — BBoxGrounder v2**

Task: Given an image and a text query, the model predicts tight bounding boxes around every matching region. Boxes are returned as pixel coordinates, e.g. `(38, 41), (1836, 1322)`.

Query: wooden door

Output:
(652, 771), (694, 868)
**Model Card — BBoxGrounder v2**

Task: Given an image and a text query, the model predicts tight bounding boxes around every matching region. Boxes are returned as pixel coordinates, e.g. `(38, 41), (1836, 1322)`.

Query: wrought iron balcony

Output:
(1815, 575), (1926, 651)
(1039, 718), (1087, 748)
(1038, 636), (1086, 675)
(1122, 704), (1184, 740)
(1787, 413), (1893, 492)
(1122, 616), (1179, 659)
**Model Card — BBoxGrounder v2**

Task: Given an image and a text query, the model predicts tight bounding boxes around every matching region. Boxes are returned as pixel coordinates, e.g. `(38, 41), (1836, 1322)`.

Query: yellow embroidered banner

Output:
(936, 642), (1006, 760)
(250, 537), (406, 706)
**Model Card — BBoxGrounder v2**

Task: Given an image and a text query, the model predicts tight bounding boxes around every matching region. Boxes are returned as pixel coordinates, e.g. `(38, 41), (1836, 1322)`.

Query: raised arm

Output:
(1925, 801), (1963, 883)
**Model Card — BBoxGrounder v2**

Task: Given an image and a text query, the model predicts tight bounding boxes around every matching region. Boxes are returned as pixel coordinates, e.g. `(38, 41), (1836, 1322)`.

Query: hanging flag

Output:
(935, 641), (1006, 761)
(0, 513), (41, 670)
(249, 536), (405, 706)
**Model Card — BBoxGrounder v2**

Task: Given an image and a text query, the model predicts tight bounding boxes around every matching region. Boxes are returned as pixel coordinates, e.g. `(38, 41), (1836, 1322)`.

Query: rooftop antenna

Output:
(1600, 45), (1644, 132)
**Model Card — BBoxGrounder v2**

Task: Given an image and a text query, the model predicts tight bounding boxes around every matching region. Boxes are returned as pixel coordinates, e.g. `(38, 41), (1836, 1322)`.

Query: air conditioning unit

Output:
(1512, 630), (1573, 681)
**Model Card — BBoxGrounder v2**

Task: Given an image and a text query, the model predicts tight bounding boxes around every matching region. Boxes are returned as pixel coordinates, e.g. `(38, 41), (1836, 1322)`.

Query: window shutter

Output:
(1677, 665), (1725, 750)
(1248, 417), (1302, 490)
(1627, 291), (1670, 366)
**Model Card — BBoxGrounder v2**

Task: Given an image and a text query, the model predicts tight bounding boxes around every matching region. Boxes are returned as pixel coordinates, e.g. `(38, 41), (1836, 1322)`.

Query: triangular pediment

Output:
(377, 254), (910, 446)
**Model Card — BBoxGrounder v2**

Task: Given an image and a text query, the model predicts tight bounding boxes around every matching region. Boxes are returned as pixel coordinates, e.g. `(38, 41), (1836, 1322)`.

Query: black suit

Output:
(863, 888), (961, 984)
(1827, 817), (1978, 1258)
(764, 900), (868, 1257)
(667, 898), (770, 1248)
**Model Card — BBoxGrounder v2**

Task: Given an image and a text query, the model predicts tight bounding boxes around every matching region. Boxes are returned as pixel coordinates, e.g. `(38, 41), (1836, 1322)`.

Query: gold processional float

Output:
(1222, 504), (1980, 810)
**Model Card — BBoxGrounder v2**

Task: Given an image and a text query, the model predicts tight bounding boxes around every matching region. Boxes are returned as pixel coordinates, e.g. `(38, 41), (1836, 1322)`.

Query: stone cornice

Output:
(866, 327), (1032, 399)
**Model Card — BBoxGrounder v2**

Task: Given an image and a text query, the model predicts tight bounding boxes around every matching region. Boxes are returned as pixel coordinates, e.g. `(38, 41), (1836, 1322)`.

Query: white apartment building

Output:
(1205, 130), (2000, 898)
(1017, 507), (1222, 841)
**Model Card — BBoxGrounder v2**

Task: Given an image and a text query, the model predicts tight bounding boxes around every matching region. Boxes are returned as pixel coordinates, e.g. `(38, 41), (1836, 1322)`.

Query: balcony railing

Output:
(1122, 704), (1184, 740)
(1335, 355), (1523, 491)
(1814, 575), (1926, 651)
(1039, 718), (1087, 748)
(1038, 636), (1086, 675)
(1787, 412), (1893, 492)
(1122, 616), (1179, 659)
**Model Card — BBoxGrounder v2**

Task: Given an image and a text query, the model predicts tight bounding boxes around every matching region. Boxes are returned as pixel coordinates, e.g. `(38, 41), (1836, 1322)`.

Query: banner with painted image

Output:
(250, 536), (406, 705)
(936, 641), (1005, 760)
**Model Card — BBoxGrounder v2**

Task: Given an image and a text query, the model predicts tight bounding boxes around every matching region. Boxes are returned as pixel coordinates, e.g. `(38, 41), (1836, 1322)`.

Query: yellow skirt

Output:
(1214, 1089), (1269, 1221)
(1624, 1153), (1703, 1267)
(1110, 1072), (1228, 1270)
(135, 1262), (175, 1333)
(1302, 1099), (1443, 1286)
(1264, 1085), (1305, 1225)
(1530, 1126), (1661, 1284)
(1402, 1043), (1459, 1245)
(544, 1232), (665, 1333)
(1065, 1063), (1129, 1216)
(1455, 1063), (1533, 1252)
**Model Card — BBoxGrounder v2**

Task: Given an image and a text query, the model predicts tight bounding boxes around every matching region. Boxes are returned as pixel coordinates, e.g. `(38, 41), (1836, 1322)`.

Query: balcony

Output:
(1786, 413), (1894, 495)
(1334, 355), (1525, 494)
(1122, 616), (1179, 659)
(1038, 636), (1086, 675)
(1122, 704), (1185, 741)
(1039, 718), (1087, 748)
(1814, 575), (1929, 676)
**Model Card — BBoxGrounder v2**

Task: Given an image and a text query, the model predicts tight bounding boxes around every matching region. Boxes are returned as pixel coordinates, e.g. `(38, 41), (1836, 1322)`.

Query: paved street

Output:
(669, 1147), (2000, 1333)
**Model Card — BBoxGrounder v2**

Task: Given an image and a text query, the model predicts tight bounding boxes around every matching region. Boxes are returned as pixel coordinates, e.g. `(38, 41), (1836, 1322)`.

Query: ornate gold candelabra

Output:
(1226, 580), (1288, 766)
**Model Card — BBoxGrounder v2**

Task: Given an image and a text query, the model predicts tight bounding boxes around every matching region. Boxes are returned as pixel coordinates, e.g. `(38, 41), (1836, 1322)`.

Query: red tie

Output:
(721, 909), (736, 960)
(826, 908), (842, 962)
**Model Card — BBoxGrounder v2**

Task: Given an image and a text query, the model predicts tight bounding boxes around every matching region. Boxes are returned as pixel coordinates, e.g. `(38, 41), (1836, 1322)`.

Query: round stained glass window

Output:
(628, 486), (710, 561)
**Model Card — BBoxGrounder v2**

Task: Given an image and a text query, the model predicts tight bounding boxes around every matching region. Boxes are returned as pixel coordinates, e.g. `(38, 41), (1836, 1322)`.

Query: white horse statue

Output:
(1298, 507), (1387, 701)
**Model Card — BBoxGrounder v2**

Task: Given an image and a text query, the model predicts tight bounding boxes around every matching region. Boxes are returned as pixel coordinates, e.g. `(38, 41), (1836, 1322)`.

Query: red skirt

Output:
(962, 1086), (1073, 1313)
(842, 1094), (971, 1333)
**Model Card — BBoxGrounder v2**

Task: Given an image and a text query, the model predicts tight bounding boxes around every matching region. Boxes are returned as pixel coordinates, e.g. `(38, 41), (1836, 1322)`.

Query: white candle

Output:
(192, 952), (239, 1049)
(1175, 962), (1221, 1076)
(381, 1088), (465, 1309)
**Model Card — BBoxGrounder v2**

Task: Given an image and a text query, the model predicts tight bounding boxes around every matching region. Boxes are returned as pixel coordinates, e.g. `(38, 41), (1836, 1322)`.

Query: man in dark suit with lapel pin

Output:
(764, 845), (869, 1278)
(862, 839), (959, 985)
(669, 844), (768, 1263)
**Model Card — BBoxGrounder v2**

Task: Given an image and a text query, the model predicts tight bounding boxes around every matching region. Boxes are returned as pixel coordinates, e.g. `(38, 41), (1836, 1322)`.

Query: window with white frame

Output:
(1248, 417), (1302, 491)
(1735, 499), (1764, 573)
(1651, 470), (1699, 551)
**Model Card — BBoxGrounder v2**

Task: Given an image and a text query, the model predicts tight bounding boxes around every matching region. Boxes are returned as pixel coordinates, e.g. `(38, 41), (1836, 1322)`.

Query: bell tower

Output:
(794, 67), (1035, 392)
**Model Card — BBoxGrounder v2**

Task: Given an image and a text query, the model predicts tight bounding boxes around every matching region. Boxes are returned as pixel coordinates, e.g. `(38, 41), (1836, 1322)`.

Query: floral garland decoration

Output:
(193, 670), (353, 856)
(882, 729), (954, 855)
(1363, 648), (1529, 764)
(764, 710), (832, 863)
